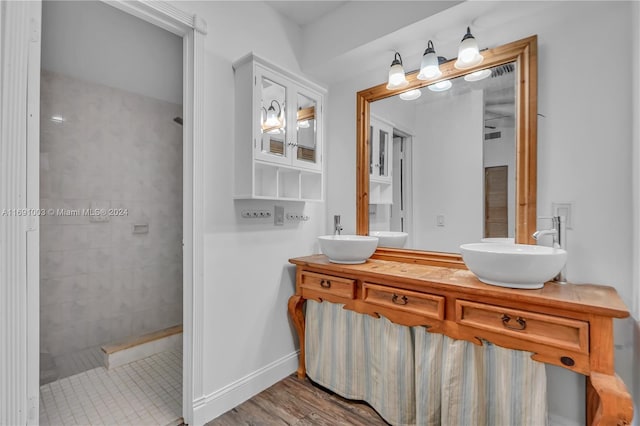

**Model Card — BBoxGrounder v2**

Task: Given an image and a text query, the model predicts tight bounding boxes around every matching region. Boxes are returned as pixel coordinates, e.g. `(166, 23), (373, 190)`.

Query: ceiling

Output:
(265, 1), (349, 26)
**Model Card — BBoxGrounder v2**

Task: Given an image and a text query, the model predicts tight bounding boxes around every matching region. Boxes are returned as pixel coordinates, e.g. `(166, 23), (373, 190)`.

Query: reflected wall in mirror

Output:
(369, 62), (517, 253)
(296, 94), (317, 163)
(356, 36), (537, 265)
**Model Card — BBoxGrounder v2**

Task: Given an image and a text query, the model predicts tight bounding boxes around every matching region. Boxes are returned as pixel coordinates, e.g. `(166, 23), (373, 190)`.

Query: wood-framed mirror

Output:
(356, 35), (537, 267)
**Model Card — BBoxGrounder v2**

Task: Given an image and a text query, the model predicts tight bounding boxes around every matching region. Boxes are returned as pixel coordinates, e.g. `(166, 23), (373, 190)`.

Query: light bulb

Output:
(455, 27), (484, 70)
(464, 69), (491, 82)
(428, 80), (452, 92)
(265, 107), (279, 126)
(399, 89), (422, 101)
(417, 41), (442, 81)
(386, 52), (409, 90)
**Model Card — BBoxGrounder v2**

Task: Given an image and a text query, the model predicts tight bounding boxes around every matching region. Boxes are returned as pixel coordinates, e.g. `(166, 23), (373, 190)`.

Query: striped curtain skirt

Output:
(305, 300), (548, 426)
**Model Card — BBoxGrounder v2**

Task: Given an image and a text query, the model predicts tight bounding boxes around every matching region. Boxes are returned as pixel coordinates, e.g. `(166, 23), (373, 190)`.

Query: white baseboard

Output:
(191, 351), (299, 426)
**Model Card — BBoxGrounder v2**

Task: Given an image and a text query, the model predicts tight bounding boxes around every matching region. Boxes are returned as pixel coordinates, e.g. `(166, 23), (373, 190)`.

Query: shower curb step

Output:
(101, 324), (182, 369)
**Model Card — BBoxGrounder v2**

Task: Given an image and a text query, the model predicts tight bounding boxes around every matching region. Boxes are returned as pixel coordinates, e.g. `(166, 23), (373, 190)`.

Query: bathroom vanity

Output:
(288, 254), (633, 425)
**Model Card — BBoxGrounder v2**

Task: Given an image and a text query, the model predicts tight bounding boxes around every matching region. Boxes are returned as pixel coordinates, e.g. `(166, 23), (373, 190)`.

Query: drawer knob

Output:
(320, 279), (331, 288)
(501, 314), (527, 330)
(392, 294), (408, 305)
(560, 356), (575, 367)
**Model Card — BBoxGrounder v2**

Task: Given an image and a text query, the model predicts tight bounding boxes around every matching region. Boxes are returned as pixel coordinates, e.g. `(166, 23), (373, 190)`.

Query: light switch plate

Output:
(274, 205), (284, 226)
(552, 202), (573, 229)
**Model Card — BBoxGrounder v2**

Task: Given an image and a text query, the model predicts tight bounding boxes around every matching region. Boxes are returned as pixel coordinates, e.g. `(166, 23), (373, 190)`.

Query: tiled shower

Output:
(39, 70), (183, 383)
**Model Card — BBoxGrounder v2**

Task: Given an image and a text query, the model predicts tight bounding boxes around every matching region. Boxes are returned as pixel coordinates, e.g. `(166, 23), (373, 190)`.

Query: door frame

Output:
(21, 2), (207, 424)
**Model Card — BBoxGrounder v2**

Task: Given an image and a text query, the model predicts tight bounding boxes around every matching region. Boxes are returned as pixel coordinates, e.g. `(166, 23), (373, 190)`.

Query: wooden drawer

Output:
(362, 282), (445, 320)
(455, 300), (589, 354)
(300, 271), (355, 299)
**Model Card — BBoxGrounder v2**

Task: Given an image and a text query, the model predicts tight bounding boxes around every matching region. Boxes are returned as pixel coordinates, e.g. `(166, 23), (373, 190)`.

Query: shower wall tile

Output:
(40, 70), (183, 361)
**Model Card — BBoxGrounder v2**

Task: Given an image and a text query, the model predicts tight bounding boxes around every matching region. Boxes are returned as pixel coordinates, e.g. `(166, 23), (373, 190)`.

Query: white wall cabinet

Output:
(369, 115), (393, 204)
(233, 54), (326, 201)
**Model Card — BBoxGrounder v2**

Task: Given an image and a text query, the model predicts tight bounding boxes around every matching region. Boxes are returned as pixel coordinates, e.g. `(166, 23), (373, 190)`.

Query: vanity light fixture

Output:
(464, 68), (491, 82)
(454, 27), (484, 70)
(399, 89), (422, 101)
(386, 52), (409, 90)
(427, 80), (452, 92)
(417, 40), (442, 80)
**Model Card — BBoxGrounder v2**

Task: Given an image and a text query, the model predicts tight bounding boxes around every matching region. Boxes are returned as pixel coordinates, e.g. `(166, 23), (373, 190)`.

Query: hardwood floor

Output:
(207, 375), (389, 425)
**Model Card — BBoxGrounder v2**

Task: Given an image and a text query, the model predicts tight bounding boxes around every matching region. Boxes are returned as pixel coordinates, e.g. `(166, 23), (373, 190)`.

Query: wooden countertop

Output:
(289, 254), (630, 319)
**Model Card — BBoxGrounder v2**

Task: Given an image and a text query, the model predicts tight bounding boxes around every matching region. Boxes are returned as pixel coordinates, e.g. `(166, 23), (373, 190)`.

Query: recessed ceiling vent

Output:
(491, 63), (515, 78)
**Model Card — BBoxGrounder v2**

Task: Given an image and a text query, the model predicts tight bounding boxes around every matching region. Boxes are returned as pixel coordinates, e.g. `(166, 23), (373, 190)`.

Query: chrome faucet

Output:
(532, 216), (566, 283)
(334, 215), (343, 235)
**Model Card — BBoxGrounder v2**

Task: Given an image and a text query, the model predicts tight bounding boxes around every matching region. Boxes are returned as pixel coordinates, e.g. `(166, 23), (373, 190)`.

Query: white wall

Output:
(326, 2), (635, 424)
(301, 1), (461, 73)
(370, 92), (417, 135)
(412, 91), (484, 253)
(33, 2), (638, 425)
(41, 1), (182, 104)
(165, 2), (326, 423)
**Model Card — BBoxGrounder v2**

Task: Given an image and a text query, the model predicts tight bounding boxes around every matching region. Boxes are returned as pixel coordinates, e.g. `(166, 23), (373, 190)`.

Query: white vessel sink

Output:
(370, 231), (409, 248)
(318, 235), (379, 264)
(480, 237), (515, 244)
(459, 243), (567, 289)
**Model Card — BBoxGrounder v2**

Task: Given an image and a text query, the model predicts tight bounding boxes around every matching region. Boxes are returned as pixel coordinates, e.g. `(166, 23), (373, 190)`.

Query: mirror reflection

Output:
(260, 76), (287, 157)
(260, 76), (320, 168)
(369, 62), (517, 253)
(296, 94), (317, 163)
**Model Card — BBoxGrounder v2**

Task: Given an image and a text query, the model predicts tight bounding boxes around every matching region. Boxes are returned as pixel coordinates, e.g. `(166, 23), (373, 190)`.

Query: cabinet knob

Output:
(320, 279), (331, 288)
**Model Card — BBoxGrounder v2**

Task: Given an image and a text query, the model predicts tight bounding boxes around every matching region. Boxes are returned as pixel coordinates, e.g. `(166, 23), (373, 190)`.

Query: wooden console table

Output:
(288, 254), (633, 426)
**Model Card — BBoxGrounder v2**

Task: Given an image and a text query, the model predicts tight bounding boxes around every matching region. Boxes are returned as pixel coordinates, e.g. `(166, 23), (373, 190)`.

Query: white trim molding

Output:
(101, 3), (209, 423)
(632, 0), (640, 321)
(0, 1), (42, 424)
(104, 0), (206, 36)
(99, 3), (209, 424)
(4, 0), (208, 424)
(192, 351), (300, 426)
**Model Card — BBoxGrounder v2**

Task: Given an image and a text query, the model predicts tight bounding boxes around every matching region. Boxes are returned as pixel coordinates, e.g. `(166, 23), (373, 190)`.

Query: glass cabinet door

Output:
(257, 73), (289, 164)
(293, 92), (318, 167)
(292, 89), (321, 170)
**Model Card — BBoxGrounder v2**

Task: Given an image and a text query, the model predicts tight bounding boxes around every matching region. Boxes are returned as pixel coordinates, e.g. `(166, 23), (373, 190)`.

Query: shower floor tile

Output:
(54, 345), (105, 382)
(39, 347), (182, 426)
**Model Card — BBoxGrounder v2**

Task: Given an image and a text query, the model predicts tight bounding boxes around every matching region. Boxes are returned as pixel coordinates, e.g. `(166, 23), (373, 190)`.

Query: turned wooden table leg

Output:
(288, 295), (306, 379)
(587, 373), (633, 425)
